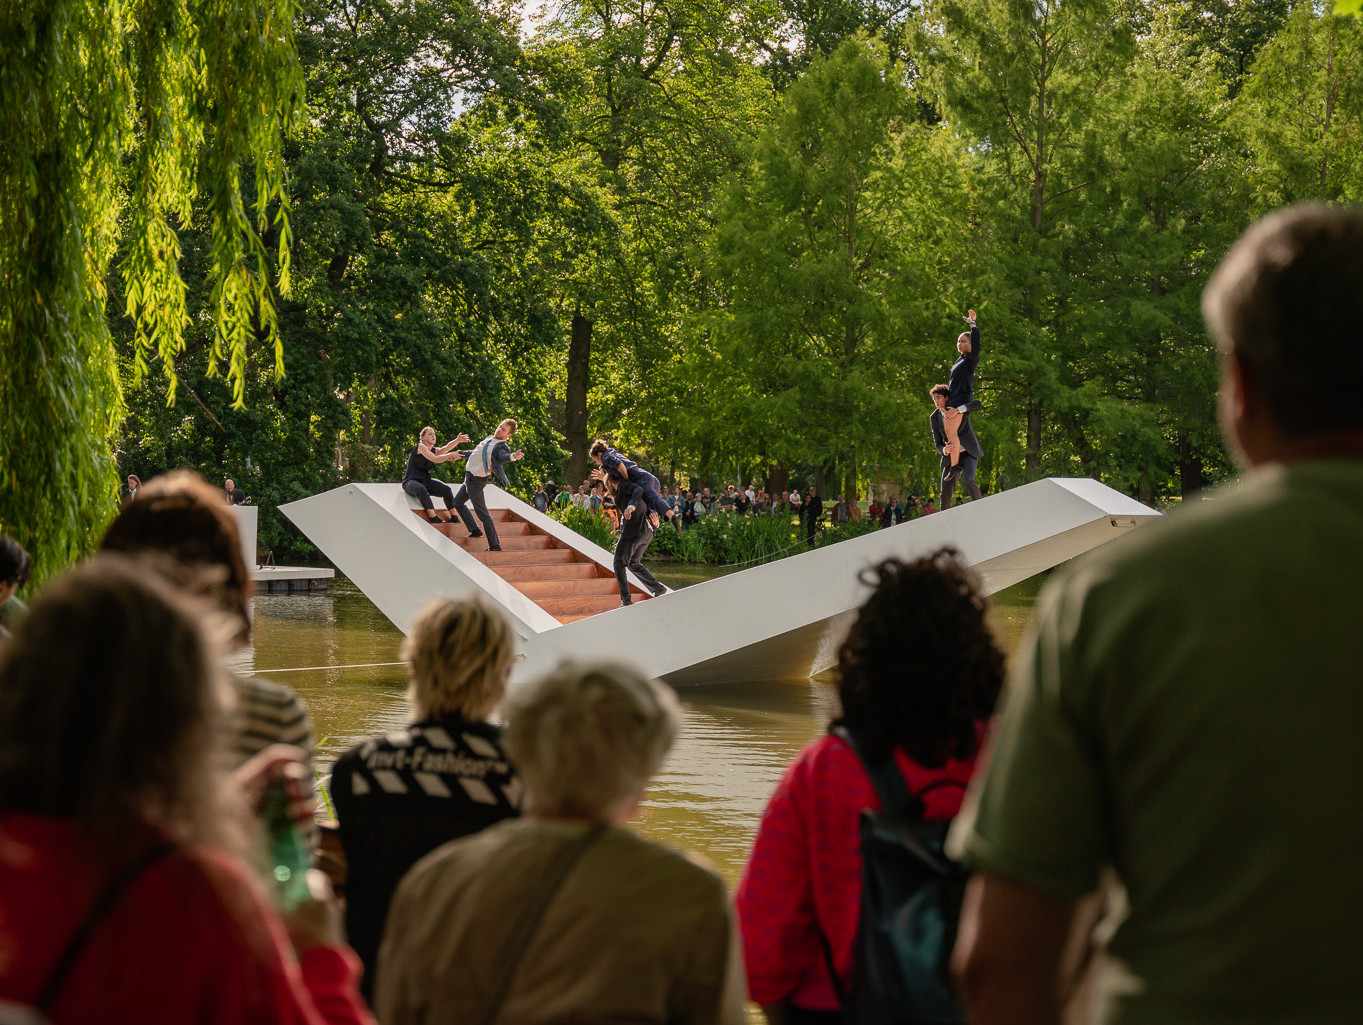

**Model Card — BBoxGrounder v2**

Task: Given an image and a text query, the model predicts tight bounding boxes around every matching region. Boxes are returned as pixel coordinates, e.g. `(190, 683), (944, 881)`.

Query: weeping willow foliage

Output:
(0, 0), (301, 582)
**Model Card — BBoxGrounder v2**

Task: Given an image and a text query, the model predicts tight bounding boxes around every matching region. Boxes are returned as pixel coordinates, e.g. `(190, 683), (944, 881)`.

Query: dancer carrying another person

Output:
(452, 419), (524, 552)
(605, 475), (667, 607)
(403, 426), (470, 527)
(930, 384), (983, 508)
(589, 439), (674, 527)
(942, 308), (982, 476)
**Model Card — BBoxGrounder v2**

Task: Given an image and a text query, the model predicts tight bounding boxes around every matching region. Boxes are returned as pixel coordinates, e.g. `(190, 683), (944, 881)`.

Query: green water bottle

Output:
(261, 777), (312, 912)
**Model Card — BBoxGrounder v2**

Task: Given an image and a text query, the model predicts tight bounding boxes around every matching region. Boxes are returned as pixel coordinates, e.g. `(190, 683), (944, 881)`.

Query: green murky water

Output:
(232, 566), (1044, 885)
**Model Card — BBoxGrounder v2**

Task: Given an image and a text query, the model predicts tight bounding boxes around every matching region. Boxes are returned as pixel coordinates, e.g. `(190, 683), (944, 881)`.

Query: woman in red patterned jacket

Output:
(735, 549), (1005, 1024)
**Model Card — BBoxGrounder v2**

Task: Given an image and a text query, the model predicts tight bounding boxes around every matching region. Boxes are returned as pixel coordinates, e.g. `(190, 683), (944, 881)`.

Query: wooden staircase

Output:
(413, 508), (650, 623)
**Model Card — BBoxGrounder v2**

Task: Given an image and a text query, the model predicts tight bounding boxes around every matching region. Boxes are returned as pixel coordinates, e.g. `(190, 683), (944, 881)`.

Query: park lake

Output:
(233, 567), (1045, 885)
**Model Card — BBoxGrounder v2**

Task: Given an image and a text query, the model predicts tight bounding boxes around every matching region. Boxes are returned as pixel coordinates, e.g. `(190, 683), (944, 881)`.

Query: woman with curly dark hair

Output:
(735, 548), (1005, 1024)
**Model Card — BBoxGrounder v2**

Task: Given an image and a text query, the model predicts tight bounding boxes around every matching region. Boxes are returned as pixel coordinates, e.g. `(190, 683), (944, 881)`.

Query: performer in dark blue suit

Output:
(589, 439), (674, 526)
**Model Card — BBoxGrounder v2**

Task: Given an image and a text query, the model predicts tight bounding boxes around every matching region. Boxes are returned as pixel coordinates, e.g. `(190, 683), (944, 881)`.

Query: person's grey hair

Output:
(402, 597), (515, 721)
(502, 662), (680, 821)
(1202, 203), (1363, 433)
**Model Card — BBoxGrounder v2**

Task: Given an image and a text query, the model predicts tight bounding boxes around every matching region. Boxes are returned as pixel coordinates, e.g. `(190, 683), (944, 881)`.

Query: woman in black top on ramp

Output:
(404, 426), (470, 525)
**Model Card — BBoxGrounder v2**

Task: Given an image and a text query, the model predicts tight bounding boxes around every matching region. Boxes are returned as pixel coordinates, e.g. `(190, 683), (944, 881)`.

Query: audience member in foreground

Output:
(375, 662), (747, 1025)
(736, 550), (1004, 1023)
(330, 597), (521, 998)
(950, 203), (1363, 1025)
(0, 556), (371, 1024)
(99, 472), (316, 772)
(0, 535), (31, 640)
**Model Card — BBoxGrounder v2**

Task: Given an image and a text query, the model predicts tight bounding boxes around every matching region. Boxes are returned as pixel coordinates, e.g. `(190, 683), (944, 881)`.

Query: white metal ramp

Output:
(280, 479), (1157, 686)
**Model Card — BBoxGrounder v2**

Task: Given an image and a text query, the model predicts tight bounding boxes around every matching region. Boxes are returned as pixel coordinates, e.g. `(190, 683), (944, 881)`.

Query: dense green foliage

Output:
(7, 0), (1363, 575)
(1, 0), (300, 582)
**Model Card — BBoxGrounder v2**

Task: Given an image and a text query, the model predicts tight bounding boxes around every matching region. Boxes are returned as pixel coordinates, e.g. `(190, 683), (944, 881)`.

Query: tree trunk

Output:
(1026, 400), (1042, 477)
(769, 464), (790, 502)
(1178, 432), (1203, 498)
(564, 311), (592, 487)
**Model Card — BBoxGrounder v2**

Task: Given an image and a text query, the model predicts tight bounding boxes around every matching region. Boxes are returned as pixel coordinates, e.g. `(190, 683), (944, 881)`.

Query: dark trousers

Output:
(452, 474), (499, 546)
(403, 477), (455, 512)
(614, 526), (664, 602)
(942, 455), (984, 508)
(629, 468), (672, 518)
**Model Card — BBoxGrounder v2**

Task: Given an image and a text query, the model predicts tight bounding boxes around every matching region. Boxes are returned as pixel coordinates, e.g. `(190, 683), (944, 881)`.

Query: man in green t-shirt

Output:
(950, 204), (1363, 1025)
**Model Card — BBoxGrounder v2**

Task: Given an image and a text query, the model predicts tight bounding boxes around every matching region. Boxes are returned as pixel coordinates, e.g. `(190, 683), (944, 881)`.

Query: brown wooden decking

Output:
(413, 507), (648, 623)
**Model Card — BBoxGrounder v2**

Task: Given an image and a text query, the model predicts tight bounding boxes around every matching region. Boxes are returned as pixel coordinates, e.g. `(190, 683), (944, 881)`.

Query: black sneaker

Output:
(468, 529), (484, 538)
(487, 545), (502, 552)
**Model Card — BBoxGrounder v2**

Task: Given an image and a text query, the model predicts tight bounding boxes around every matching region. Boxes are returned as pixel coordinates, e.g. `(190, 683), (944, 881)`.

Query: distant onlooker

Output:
(533, 481), (554, 513)
(121, 473), (142, 507)
(832, 495), (849, 524)
(100, 473), (315, 774)
(682, 491), (698, 528)
(0, 556), (371, 1024)
(788, 488), (802, 519)
(880, 500), (895, 529)
(376, 662), (746, 1025)
(867, 499), (883, 523)
(330, 597), (521, 998)
(0, 535), (32, 641)
(224, 478), (250, 505)
(719, 485), (737, 512)
(803, 487), (823, 547)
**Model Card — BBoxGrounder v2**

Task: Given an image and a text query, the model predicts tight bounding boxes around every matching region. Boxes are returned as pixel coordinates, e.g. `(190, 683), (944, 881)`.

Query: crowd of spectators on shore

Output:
(540, 474), (942, 543)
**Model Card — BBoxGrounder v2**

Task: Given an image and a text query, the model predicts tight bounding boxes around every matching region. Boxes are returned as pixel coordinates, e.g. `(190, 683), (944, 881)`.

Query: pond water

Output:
(232, 564), (1045, 887)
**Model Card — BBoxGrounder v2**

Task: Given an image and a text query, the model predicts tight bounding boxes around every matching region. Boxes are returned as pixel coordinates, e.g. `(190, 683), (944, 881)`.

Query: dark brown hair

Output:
(0, 555), (247, 856)
(930, 383), (950, 398)
(1203, 203), (1363, 433)
(99, 471), (252, 645)
(835, 549), (1004, 766)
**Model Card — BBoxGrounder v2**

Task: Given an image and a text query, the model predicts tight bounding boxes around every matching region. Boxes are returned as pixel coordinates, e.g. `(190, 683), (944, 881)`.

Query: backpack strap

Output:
(35, 840), (179, 1013)
(832, 725), (923, 818)
(477, 824), (607, 1025)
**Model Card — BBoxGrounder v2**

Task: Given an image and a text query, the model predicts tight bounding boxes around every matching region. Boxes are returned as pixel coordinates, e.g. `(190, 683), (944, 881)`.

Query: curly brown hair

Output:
(835, 548), (1004, 767)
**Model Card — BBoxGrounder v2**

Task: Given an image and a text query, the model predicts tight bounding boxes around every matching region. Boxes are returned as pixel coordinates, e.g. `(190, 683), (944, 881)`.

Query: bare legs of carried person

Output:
(943, 407), (963, 468)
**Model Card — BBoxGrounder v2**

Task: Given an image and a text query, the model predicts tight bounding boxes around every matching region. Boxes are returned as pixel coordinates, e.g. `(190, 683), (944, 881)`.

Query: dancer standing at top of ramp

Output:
(404, 426), (471, 525)
(452, 419), (523, 551)
(943, 308), (982, 473)
(590, 438), (675, 527)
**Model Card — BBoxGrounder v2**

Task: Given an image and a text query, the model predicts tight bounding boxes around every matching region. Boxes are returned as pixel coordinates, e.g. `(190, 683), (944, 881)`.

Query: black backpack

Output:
(828, 726), (969, 1025)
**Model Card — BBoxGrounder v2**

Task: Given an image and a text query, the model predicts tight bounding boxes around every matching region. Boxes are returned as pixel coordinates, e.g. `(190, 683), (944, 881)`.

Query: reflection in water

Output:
(239, 565), (1044, 886)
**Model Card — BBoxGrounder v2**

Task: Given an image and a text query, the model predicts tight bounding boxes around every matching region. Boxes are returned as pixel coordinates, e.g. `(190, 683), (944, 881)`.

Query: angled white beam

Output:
(281, 479), (1158, 686)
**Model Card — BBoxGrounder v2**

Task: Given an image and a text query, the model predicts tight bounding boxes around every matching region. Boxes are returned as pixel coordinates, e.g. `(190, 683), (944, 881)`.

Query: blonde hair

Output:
(503, 662), (679, 821)
(402, 597), (515, 720)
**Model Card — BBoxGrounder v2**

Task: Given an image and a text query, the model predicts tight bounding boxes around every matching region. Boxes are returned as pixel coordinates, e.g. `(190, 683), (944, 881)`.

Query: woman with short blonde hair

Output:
(330, 596), (521, 999)
(402, 597), (515, 721)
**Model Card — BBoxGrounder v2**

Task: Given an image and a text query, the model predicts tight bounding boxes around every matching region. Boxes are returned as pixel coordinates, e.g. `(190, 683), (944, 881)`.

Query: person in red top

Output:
(735, 549), (1005, 1024)
(0, 556), (373, 1025)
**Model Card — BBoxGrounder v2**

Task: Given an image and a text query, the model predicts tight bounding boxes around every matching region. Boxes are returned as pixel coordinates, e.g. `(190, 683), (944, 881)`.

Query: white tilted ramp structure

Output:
(281, 479), (1157, 686)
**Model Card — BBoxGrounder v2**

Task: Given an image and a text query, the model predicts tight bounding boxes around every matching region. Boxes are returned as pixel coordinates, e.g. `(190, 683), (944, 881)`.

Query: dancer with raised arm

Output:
(404, 426), (470, 526)
(452, 419), (524, 552)
(589, 439), (674, 527)
(943, 308), (982, 476)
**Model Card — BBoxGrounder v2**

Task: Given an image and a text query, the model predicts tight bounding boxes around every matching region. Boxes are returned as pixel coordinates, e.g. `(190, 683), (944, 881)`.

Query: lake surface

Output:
(233, 565), (1045, 886)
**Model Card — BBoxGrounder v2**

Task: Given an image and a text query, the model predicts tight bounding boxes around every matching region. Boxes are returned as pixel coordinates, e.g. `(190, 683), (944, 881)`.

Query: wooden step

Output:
(451, 535), (554, 552)
(514, 578), (623, 599)
(495, 564), (605, 582)
(534, 595), (626, 616)
(475, 549), (578, 567)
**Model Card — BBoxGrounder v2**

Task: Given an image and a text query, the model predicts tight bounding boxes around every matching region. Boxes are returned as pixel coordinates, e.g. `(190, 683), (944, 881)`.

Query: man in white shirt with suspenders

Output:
(452, 418), (524, 552)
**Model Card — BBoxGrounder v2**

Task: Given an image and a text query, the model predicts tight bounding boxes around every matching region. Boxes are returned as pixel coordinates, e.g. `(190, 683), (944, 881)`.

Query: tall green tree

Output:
(1235, 0), (1363, 208)
(921, 0), (1133, 476)
(1, 0), (301, 581)
(708, 34), (972, 501)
